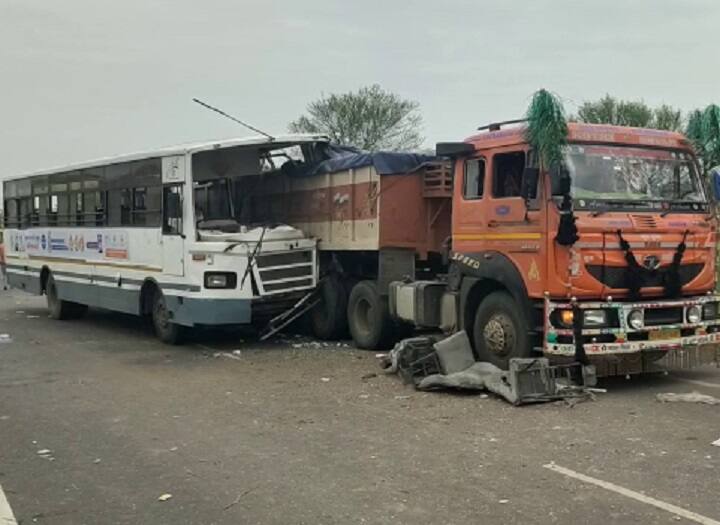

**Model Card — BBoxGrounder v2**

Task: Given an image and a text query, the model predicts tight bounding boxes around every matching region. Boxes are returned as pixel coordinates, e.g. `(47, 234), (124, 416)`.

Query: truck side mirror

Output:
(550, 164), (571, 195)
(521, 167), (539, 200)
(711, 167), (720, 202)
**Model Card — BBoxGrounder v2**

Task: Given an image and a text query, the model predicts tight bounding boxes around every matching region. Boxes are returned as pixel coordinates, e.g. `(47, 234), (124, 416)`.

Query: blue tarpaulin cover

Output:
(294, 144), (435, 177)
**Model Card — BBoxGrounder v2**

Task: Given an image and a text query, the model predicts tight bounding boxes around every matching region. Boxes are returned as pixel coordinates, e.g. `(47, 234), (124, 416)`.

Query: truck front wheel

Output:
(472, 291), (530, 369)
(348, 280), (395, 350)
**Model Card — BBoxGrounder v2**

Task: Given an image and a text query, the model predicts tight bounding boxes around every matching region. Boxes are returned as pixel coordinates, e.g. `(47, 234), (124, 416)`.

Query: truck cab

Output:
(441, 122), (719, 374)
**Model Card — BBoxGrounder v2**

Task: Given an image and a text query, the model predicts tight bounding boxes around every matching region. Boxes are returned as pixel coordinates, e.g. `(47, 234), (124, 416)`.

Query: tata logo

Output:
(643, 255), (660, 271)
(495, 205), (510, 216)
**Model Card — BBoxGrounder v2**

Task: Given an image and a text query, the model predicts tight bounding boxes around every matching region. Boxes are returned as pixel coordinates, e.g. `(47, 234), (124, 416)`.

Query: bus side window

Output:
(163, 185), (183, 235)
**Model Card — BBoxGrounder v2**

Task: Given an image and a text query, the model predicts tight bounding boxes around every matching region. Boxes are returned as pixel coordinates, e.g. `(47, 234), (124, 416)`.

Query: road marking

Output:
(543, 463), (720, 525)
(0, 484), (17, 525)
(673, 377), (720, 390)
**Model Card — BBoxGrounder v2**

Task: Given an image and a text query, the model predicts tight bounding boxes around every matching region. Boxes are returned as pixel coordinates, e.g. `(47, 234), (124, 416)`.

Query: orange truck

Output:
(240, 122), (719, 375)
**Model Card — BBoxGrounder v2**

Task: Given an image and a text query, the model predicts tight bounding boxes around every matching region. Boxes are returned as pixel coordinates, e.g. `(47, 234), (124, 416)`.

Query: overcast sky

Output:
(1, 0), (718, 177)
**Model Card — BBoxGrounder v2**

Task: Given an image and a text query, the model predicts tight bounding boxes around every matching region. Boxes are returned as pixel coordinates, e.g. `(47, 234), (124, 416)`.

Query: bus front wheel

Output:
(152, 290), (186, 345)
(46, 273), (87, 320)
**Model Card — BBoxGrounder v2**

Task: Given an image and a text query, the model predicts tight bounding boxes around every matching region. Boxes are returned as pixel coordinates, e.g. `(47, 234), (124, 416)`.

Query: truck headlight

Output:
(583, 309), (608, 327)
(686, 305), (701, 324)
(628, 309), (643, 330)
(204, 272), (237, 289)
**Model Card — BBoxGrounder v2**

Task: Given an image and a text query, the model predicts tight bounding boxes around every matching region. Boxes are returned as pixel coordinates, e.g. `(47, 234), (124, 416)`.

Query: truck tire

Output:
(472, 291), (530, 369)
(310, 274), (349, 340)
(152, 289), (186, 345)
(46, 273), (87, 320)
(347, 280), (395, 350)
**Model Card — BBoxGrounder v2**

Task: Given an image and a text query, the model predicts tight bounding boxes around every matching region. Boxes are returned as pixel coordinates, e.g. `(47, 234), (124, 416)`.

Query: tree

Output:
(289, 85), (424, 151)
(687, 104), (720, 172)
(575, 95), (683, 131)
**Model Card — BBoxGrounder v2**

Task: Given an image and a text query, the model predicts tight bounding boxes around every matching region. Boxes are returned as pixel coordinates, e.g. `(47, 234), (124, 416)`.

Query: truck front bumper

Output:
(544, 294), (720, 357)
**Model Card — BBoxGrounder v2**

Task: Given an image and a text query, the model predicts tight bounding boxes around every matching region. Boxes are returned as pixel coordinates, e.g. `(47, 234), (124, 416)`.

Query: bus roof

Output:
(3, 134), (330, 182)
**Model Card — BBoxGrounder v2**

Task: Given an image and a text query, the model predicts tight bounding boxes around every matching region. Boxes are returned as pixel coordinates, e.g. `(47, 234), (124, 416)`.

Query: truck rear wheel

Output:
(310, 274), (349, 340)
(348, 280), (395, 350)
(46, 273), (87, 320)
(152, 289), (186, 345)
(472, 291), (530, 369)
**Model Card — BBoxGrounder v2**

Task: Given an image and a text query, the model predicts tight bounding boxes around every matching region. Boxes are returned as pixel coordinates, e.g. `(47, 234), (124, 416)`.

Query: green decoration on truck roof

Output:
(524, 89), (569, 169)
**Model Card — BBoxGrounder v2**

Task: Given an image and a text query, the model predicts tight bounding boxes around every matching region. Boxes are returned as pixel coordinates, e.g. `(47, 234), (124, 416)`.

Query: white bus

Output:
(2, 135), (327, 343)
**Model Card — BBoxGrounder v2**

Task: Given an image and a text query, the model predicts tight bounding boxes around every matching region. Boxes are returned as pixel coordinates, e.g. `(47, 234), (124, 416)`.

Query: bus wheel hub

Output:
(483, 314), (514, 356)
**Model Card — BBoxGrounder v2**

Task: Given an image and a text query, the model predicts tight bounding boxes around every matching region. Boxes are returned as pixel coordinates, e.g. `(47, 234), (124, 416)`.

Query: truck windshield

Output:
(565, 145), (705, 204)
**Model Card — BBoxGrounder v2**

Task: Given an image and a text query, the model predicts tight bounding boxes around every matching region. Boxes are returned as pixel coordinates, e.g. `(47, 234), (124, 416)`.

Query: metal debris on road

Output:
(158, 493), (173, 501)
(656, 392), (720, 405)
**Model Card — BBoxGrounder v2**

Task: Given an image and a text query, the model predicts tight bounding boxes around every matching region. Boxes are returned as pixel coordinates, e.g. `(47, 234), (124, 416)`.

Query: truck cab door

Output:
(161, 156), (186, 276)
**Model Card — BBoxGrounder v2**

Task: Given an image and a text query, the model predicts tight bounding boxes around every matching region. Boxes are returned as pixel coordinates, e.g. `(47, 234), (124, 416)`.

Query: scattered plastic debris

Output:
(498, 499), (509, 504)
(656, 392), (720, 405)
(158, 493), (173, 502)
(712, 438), (720, 447)
(26, 315), (40, 319)
(93, 458), (102, 464)
(213, 350), (242, 361)
(37, 448), (54, 460)
(0, 334), (12, 344)
(170, 446), (178, 452)
(320, 377), (331, 383)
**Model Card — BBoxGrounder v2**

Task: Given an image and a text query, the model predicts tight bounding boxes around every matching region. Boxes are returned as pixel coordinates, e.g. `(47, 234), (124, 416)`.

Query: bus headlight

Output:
(204, 272), (237, 289)
(583, 309), (608, 327)
(686, 305), (701, 324)
(628, 309), (643, 330)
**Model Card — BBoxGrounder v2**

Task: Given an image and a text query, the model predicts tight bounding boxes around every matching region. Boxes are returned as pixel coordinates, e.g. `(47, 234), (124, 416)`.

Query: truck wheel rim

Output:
(355, 298), (372, 336)
(483, 314), (514, 356)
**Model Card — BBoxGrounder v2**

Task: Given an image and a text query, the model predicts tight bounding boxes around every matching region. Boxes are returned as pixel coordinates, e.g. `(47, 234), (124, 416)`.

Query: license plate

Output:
(649, 328), (681, 341)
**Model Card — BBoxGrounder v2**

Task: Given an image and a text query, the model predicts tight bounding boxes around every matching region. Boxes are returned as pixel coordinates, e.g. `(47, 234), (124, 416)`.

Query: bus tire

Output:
(152, 289), (186, 345)
(472, 291), (530, 369)
(46, 273), (87, 320)
(310, 274), (349, 340)
(347, 280), (395, 350)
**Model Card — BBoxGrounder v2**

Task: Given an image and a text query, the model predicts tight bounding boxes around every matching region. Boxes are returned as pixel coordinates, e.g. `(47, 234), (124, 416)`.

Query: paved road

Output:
(1, 289), (719, 524)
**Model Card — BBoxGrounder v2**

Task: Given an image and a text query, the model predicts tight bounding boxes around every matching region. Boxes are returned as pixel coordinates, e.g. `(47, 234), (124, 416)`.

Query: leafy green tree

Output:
(688, 104), (720, 172)
(575, 95), (683, 131)
(289, 85), (424, 151)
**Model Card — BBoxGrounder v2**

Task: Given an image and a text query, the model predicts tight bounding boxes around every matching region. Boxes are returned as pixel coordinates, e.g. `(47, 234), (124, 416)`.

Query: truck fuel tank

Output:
(389, 281), (454, 328)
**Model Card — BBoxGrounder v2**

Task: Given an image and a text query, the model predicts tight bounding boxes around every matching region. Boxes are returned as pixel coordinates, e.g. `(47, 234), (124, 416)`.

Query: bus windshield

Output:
(193, 179), (234, 224)
(564, 145), (705, 204)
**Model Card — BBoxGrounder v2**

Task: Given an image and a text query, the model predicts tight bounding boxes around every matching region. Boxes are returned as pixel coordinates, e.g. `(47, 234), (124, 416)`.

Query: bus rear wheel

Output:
(472, 291), (530, 369)
(46, 273), (87, 320)
(152, 289), (186, 345)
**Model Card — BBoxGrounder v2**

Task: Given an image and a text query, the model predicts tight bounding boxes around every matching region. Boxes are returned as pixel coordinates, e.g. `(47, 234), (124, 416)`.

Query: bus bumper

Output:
(543, 295), (720, 368)
(166, 296), (252, 327)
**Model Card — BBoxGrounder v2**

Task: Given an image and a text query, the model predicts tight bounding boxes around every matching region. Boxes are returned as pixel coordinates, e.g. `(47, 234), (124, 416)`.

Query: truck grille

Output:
(254, 249), (316, 295)
(586, 263), (703, 290)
